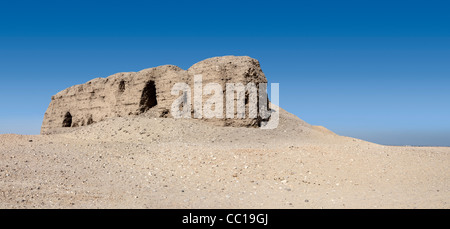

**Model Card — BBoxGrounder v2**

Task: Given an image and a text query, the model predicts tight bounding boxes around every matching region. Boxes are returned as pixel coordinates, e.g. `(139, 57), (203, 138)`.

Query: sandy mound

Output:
(58, 106), (346, 148)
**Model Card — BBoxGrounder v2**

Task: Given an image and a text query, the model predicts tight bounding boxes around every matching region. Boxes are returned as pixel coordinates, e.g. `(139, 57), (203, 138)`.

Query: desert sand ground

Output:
(1, 108), (449, 208)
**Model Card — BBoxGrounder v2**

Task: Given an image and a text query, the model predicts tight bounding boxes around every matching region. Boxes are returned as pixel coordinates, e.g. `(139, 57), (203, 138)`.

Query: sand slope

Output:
(1, 108), (449, 208)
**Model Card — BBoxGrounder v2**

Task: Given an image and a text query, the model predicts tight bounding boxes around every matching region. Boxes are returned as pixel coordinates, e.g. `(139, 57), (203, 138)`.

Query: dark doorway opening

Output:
(119, 80), (126, 93)
(138, 80), (158, 113)
(62, 112), (72, 127)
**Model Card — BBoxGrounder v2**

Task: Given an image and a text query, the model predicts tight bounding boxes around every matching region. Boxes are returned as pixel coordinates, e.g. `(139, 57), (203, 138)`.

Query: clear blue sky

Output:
(1, 0), (449, 146)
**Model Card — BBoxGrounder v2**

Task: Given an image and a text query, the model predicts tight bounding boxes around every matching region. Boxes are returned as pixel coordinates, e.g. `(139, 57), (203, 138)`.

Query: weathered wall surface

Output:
(41, 56), (269, 134)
